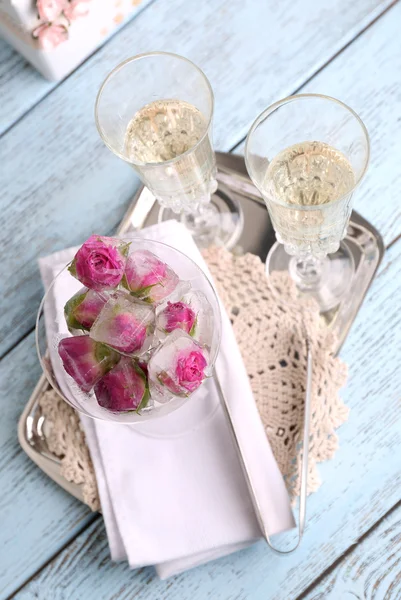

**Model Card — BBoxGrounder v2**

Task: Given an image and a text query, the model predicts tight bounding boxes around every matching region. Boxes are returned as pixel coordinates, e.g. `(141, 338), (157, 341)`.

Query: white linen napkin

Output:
(39, 220), (294, 578)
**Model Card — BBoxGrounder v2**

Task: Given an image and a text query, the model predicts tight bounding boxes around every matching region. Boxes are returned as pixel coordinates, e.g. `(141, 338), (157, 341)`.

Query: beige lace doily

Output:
(38, 247), (348, 509)
(38, 390), (100, 511)
(204, 247), (349, 499)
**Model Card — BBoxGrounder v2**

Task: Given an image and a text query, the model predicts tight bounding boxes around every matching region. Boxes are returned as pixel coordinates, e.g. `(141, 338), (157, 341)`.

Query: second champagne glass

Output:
(95, 51), (242, 248)
(245, 94), (370, 312)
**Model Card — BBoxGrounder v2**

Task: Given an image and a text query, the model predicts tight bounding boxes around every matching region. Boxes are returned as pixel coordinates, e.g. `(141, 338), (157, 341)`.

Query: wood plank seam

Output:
(295, 498), (401, 600)
(230, 0), (400, 156)
(5, 514), (100, 600)
(386, 231), (401, 251)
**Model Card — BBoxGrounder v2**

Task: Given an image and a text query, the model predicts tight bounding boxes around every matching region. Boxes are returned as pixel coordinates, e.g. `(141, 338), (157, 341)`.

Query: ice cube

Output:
(64, 288), (109, 333)
(148, 329), (210, 403)
(123, 249), (184, 304)
(58, 335), (120, 393)
(90, 293), (155, 355)
(156, 290), (214, 349)
(94, 357), (151, 413)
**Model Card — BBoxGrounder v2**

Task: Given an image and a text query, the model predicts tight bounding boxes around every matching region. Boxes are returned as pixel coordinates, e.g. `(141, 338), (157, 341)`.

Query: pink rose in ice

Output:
(69, 235), (128, 291)
(148, 330), (209, 401)
(64, 288), (108, 332)
(33, 23), (68, 49)
(175, 350), (207, 393)
(63, 0), (91, 21)
(74, 290), (107, 329)
(89, 294), (154, 355)
(105, 312), (147, 354)
(158, 301), (196, 335)
(58, 336), (119, 393)
(95, 358), (149, 412)
(123, 250), (179, 303)
(36, 0), (66, 21)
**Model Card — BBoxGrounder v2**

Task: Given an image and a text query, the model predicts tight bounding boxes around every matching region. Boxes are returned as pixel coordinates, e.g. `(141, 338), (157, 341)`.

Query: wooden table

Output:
(1, 1), (401, 598)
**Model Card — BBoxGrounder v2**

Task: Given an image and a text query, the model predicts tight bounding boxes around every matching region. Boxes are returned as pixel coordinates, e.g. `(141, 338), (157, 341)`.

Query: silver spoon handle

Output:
(215, 337), (312, 554)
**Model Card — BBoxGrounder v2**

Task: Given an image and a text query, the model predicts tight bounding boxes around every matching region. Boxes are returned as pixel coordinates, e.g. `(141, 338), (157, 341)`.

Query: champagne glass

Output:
(245, 94), (370, 312)
(95, 51), (243, 248)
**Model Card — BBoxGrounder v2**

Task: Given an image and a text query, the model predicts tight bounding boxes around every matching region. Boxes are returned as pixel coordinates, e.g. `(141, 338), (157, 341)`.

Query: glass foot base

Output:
(158, 187), (244, 249)
(266, 241), (355, 312)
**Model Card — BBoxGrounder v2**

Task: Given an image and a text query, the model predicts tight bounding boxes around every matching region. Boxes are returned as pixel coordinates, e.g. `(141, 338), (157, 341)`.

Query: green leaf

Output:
(120, 242), (131, 258)
(64, 292), (88, 332)
(129, 284), (157, 302)
(189, 317), (197, 337)
(136, 384), (151, 414)
(94, 342), (120, 369)
(68, 259), (77, 278)
(121, 273), (129, 291)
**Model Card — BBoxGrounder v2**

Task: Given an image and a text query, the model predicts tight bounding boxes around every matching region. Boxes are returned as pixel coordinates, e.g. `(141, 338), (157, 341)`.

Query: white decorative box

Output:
(0, 0), (141, 81)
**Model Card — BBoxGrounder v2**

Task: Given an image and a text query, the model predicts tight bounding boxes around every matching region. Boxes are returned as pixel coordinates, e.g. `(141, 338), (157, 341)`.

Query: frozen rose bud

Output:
(33, 23), (68, 50)
(157, 301), (196, 335)
(58, 336), (119, 393)
(90, 294), (155, 355)
(148, 330), (209, 401)
(175, 350), (208, 393)
(63, 0), (91, 20)
(37, 0), (67, 21)
(123, 250), (179, 304)
(156, 290), (214, 347)
(69, 235), (129, 292)
(64, 288), (108, 332)
(94, 358), (150, 413)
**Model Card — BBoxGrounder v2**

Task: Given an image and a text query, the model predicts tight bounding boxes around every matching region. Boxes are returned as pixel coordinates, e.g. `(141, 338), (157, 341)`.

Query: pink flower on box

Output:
(33, 23), (68, 50)
(69, 235), (129, 291)
(37, 0), (67, 21)
(64, 0), (91, 21)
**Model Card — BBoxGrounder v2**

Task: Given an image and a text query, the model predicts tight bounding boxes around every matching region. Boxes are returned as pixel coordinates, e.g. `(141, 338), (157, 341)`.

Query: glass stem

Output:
(180, 199), (218, 247)
(288, 254), (327, 292)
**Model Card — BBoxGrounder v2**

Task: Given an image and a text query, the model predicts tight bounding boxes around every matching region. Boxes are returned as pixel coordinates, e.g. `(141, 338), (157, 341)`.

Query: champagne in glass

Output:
(264, 140), (355, 257)
(124, 99), (216, 214)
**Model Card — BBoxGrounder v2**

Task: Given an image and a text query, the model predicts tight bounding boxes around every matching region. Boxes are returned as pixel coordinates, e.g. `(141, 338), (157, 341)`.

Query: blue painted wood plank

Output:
(0, 331), (95, 600)
(12, 239), (401, 599)
(0, 38), (53, 136)
(0, 0), (395, 357)
(0, 0), (154, 136)
(302, 504), (401, 599)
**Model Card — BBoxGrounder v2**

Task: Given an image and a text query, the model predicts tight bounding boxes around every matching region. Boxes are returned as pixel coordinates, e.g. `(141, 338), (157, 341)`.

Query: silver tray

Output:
(19, 151), (384, 507)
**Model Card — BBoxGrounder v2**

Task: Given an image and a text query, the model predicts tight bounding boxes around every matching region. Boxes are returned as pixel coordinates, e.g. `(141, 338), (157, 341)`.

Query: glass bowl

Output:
(36, 238), (222, 424)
